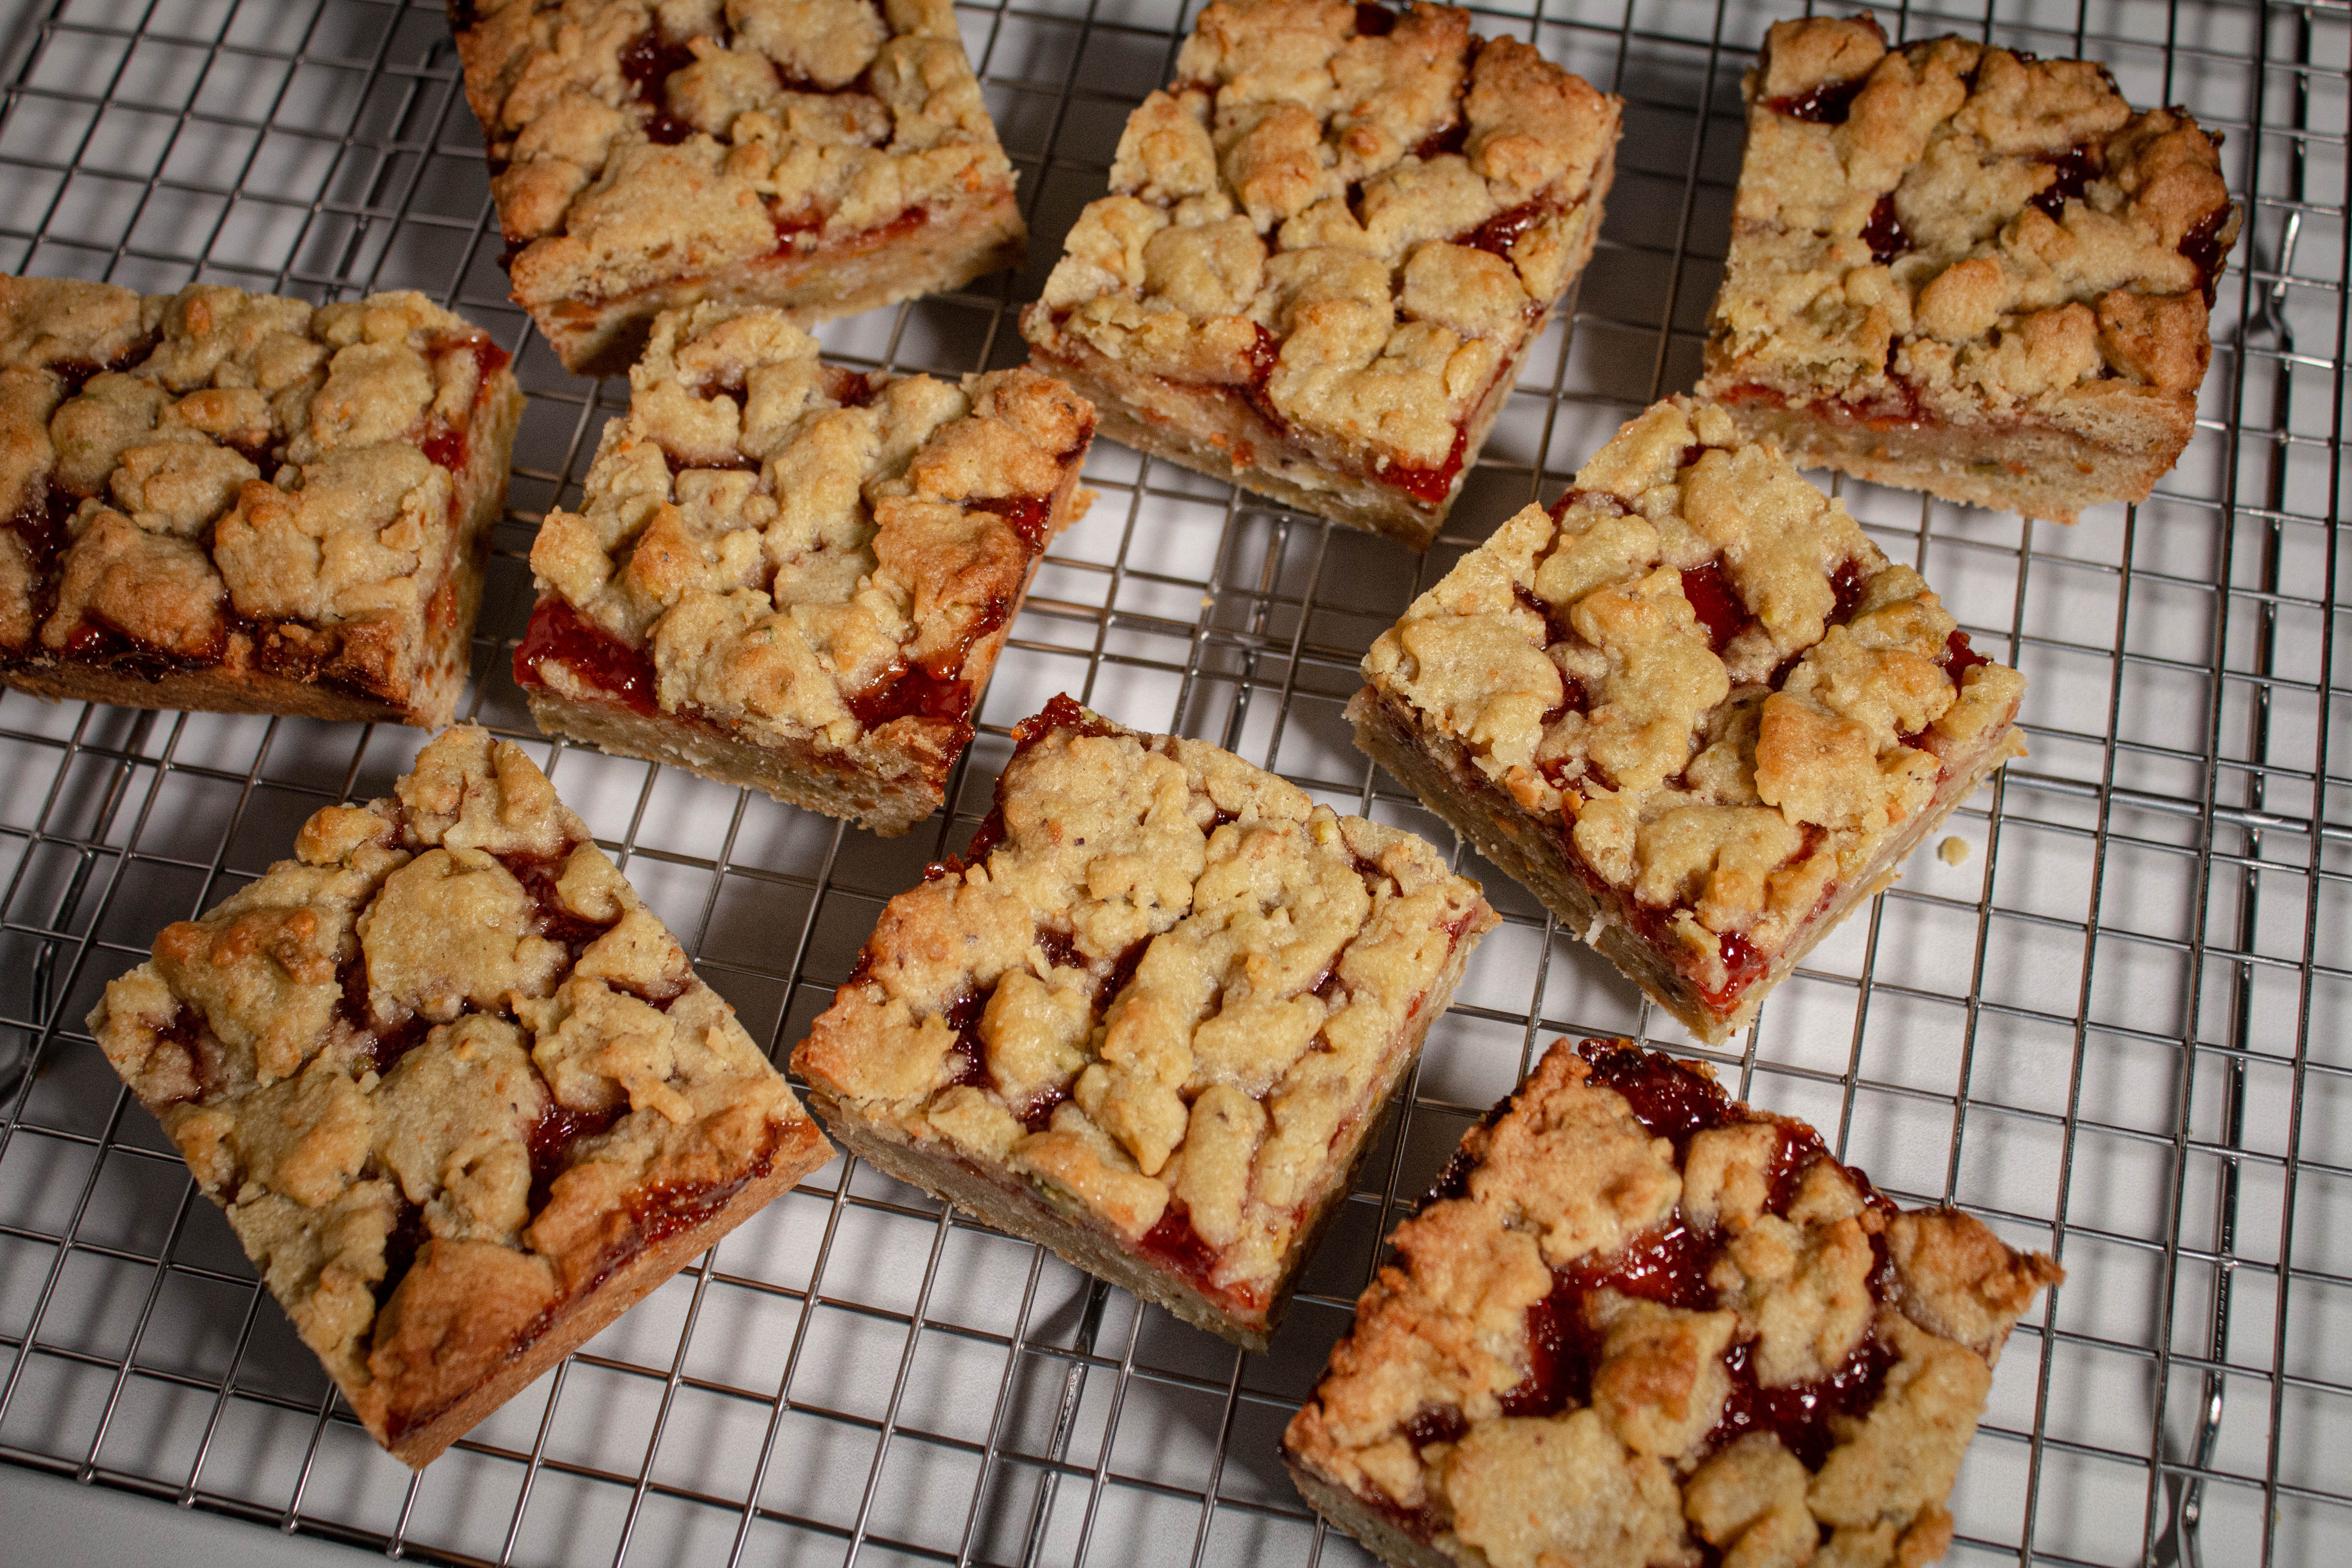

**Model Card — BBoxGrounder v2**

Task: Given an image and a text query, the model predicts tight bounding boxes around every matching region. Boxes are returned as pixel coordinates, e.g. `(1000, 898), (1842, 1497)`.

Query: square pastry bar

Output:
(793, 696), (1497, 1349)
(1349, 396), (2026, 1044)
(87, 726), (832, 1467)
(1020, 0), (1620, 549)
(1698, 14), (2239, 522)
(1285, 1038), (2063, 1568)
(455, 0), (1025, 374)
(0, 277), (521, 726)
(515, 303), (1093, 836)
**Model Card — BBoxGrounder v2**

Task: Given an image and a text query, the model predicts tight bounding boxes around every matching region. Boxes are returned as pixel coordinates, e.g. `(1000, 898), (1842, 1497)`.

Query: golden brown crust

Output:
(1354, 395), (2026, 1042)
(1697, 14), (2241, 521)
(1018, 0), (1620, 541)
(515, 301), (1095, 836)
(85, 726), (832, 1467)
(456, 0), (1025, 374)
(790, 697), (1496, 1344)
(1283, 1038), (2062, 1568)
(0, 276), (520, 727)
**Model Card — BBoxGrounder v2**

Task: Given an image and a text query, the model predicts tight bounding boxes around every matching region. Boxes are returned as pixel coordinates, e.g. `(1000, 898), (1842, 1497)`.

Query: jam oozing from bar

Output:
(338, 953), (433, 1079)
(1678, 562), (1746, 653)
(939, 985), (989, 1090)
(1860, 193), (1911, 265)
(619, 30), (698, 144)
(843, 660), (979, 729)
(1764, 72), (1872, 125)
(2029, 142), (2103, 220)
(1457, 199), (1550, 261)
(1383, 423), (1469, 505)
(2179, 206), (2232, 304)
(970, 493), (1056, 551)
(1141, 1200), (1220, 1288)
(514, 596), (658, 715)
(527, 1100), (630, 1215)
(420, 333), (511, 473)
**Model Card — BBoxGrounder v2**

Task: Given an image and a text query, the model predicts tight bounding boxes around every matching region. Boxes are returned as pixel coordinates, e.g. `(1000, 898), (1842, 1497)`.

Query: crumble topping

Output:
(88, 727), (820, 1442)
(519, 300), (1092, 755)
(1022, 0), (1618, 494)
(459, 0), (1016, 308)
(795, 696), (1494, 1305)
(1286, 1039), (2061, 1568)
(1704, 14), (2239, 424)
(1358, 395), (2026, 1000)
(0, 275), (511, 708)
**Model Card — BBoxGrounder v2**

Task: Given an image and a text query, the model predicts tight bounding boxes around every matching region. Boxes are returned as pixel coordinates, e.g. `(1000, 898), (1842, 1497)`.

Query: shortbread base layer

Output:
(1348, 685), (2022, 1044)
(522, 685), (962, 836)
(380, 1114), (830, 1467)
(806, 922), (1483, 1351)
(1024, 306), (1544, 551)
(1285, 1453), (1460, 1568)
(0, 376), (523, 728)
(1699, 376), (2195, 526)
(525, 191), (1025, 377)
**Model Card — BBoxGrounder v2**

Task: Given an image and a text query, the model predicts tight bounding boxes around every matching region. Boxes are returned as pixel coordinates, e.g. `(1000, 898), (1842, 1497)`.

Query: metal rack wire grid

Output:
(0, 0), (2340, 1562)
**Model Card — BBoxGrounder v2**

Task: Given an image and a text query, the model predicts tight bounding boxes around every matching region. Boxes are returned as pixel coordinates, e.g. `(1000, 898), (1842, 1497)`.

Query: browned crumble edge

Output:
(791, 695), (1498, 1350)
(1018, 0), (1622, 549)
(86, 726), (833, 1467)
(1696, 12), (2241, 523)
(1283, 1037), (2064, 1568)
(1351, 395), (2026, 1046)
(0, 276), (523, 728)
(452, 0), (1026, 375)
(511, 302), (1096, 837)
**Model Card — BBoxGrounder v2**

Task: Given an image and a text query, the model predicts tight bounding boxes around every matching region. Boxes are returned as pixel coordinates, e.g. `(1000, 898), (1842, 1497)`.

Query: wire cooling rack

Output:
(0, 0), (2342, 1563)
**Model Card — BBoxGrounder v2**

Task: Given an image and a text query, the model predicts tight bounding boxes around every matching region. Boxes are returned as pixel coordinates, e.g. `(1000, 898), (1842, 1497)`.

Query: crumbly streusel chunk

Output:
(1020, 0), (1620, 544)
(1352, 395), (2026, 1039)
(1284, 1038), (2062, 1568)
(516, 301), (1094, 835)
(0, 275), (519, 726)
(793, 696), (1495, 1341)
(1698, 13), (2239, 521)
(457, 0), (1023, 373)
(87, 726), (830, 1466)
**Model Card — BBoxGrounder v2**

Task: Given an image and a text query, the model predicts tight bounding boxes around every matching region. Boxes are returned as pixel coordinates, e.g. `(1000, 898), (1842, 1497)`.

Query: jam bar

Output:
(1698, 14), (2239, 523)
(515, 302), (1093, 836)
(0, 276), (522, 727)
(453, 0), (1026, 376)
(86, 726), (832, 1467)
(1348, 396), (2027, 1044)
(1285, 1037), (2063, 1568)
(1019, 0), (1620, 550)
(791, 695), (1497, 1350)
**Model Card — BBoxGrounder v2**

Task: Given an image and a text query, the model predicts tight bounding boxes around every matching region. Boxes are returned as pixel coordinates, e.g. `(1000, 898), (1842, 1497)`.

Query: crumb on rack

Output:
(1939, 836), (1970, 866)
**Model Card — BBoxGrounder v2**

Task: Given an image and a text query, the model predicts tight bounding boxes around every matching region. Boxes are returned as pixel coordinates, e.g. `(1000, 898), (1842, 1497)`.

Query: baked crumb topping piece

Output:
(1019, 0), (1621, 547)
(515, 301), (1094, 836)
(455, 0), (1024, 374)
(1350, 395), (2027, 1041)
(1697, 13), (2240, 522)
(86, 726), (832, 1467)
(0, 275), (521, 727)
(1285, 1038), (2062, 1568)
(792, 695), (1497, 1348)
